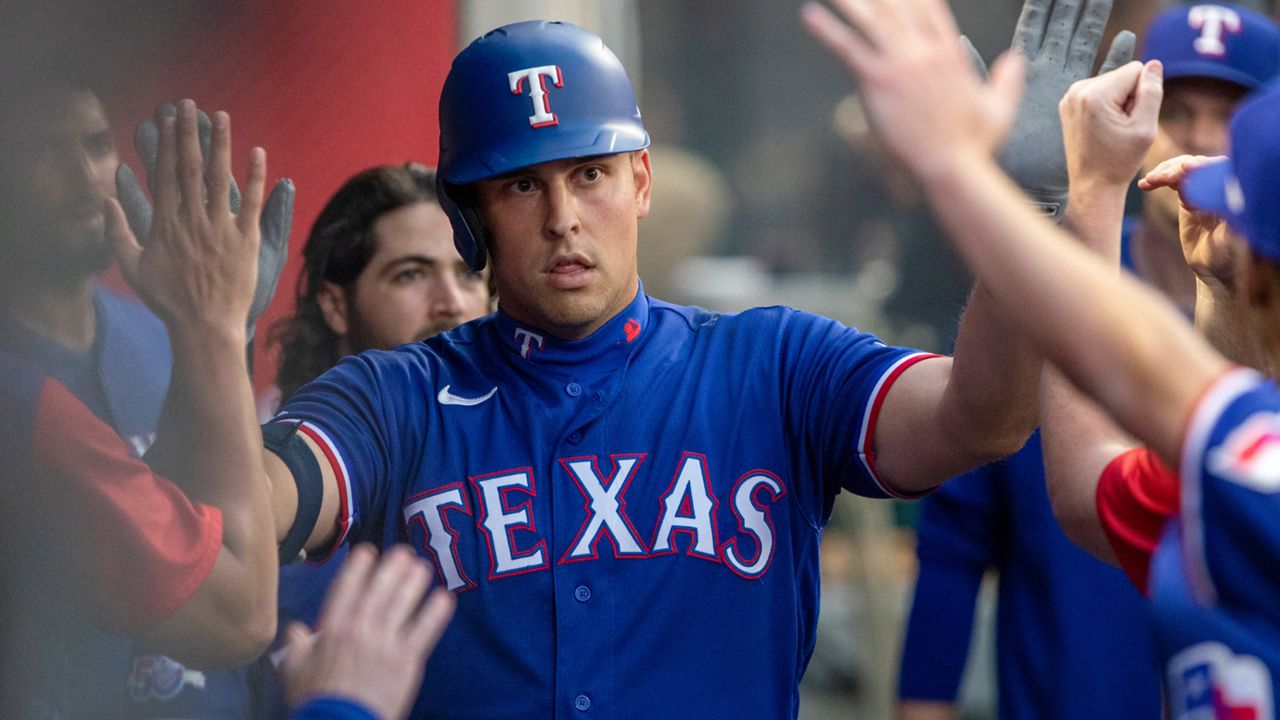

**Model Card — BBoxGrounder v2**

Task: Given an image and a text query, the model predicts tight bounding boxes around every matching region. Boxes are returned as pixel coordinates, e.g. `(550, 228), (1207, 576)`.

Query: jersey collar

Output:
(494, 286), (649, 371)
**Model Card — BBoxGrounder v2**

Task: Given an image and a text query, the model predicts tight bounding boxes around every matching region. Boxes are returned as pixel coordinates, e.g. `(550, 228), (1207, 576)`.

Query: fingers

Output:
(801, 2), (875, 75)
(105, 198), (143, 288)
(372, 546), (432, 633)
(1012, 0), (1052, 56)
(1138, 153), (1220, 191)
(1130, 59), (1164, 131)
(1098, 30), (1136, 75)
(114, 164), (153, 242)
(1067, 0), (1113, 74)
(238, 147), (268, 236)
(261, 179), (296, 246)
(1043, 0), (1085, 64)
(961, 35), (990, 81)
(175, 101), (205, 223)
(206, 111), (232, 217)
(988, 50), (1029, 134)
(152, 110), (180, 221)
(405, 588), (457, 660)
(317, 543), (378, 628)
(280, 621), (317, 675)
(134, 120), (160, 195)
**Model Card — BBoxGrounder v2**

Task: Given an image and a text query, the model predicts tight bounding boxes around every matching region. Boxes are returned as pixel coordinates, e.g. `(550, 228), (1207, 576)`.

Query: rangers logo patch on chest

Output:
(1167, 641), (1273, 720)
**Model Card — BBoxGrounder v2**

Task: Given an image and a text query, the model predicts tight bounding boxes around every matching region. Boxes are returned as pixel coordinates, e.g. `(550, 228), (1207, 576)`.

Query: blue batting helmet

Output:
(436, 20), (650, 271)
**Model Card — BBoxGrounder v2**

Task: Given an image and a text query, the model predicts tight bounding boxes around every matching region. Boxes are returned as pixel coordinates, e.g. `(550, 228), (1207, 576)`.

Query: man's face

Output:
(335, 201), (491, 353)
(474, 150), (652, 340)
(1144, 78), (1249, 228)
(18, 90), (118, 271)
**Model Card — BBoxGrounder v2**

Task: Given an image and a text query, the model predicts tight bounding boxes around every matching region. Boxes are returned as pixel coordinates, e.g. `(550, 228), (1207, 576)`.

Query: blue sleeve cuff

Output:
(290, 696), (380, 720)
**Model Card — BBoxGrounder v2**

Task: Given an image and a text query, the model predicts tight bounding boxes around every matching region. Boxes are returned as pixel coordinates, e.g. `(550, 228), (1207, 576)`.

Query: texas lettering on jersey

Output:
(401, 450), (785, 591)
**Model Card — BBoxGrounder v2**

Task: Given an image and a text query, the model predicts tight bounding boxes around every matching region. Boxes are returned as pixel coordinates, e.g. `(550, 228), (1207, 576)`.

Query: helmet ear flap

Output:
(437, 176), (487, 273)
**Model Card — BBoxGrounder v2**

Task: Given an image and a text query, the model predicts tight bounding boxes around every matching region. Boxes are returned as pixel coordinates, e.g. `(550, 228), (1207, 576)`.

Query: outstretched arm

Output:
(817, 0), (1042, 493)
(804, 0), (1229, 470)
(107, 101), (281, 665)
(1040, 60), (1159, 561)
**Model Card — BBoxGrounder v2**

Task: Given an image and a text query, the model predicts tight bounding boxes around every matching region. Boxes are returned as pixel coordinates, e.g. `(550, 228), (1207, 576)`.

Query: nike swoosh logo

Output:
(437, 385), (498, 407)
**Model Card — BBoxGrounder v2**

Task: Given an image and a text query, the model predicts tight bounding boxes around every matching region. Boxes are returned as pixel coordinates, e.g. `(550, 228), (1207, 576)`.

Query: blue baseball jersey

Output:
(0, 287), (259, 719)
(1153, 368), (1280, 720)
(270, 289), (933, 719)
(898, 432), (1162, 718)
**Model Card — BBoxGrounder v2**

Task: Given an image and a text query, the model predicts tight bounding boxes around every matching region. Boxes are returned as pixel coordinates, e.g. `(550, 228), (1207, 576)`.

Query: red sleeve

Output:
(1095, 446), (1180, 596)
(30, 379), (222, 634)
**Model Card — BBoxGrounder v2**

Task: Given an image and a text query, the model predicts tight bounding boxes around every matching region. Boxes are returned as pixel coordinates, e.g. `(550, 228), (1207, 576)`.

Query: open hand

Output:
(1140, 154), (1241, 288)
(803, 0), (1026, 183)
(105, 100), (264, 343)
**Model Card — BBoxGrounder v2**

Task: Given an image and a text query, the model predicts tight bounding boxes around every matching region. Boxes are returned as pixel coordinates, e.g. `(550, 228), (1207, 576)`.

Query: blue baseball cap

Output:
(1141, 3), (1280, 89)
(1183, 82), (1280, 260)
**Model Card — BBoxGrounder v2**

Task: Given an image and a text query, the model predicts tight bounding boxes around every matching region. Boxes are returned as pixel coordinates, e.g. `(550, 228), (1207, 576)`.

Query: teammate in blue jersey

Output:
(898, 6), (1280, 718)
(804, 0), (1280, 717)
(1124, 3), (1280, 314)
(123, 18), (1047, 720)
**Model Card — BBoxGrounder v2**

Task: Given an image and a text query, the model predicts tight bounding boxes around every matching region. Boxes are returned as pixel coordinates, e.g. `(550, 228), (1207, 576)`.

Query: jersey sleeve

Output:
(1177, 367), (1280, 613)
(1096, 446), (1180, 595)
(267, 350), (428, 555)
(26, 376), (222, 634)
(898, 464), (1001, 701)
(776, 309), (938, 500)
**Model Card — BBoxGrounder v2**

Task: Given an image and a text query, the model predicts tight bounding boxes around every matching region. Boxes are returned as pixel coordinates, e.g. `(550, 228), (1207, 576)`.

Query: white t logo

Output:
(509, 65), (564, 128)
(514, 328), (545, 359)
(1189, 5), (1242, 57)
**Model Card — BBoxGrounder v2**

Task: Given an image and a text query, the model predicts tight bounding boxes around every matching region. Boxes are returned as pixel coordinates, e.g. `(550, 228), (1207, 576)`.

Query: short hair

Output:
(271, 163), (439, 400)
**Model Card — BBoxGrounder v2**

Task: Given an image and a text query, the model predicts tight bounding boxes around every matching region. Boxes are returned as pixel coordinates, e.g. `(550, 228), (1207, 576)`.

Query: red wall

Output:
(108, 2), (457, 393)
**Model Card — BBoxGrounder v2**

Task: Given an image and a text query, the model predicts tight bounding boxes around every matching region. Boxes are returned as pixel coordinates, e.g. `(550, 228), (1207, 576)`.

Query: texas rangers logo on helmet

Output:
(509, 65), (564, 128)
(1189, 5), (1243, 57)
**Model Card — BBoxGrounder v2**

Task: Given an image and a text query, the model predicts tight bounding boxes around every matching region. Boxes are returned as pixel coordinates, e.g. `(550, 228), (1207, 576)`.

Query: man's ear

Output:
(633, 149), (653, 220)
(316, 281), (351, 336)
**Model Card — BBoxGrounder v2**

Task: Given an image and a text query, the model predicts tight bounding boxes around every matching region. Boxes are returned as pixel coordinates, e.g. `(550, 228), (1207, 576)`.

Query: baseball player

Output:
(0, 88), (290, 718)
(123, 18), (1046, 720)
(269, 162), (492, 408)
(1124, 2), (1280, 314)
(900, 5), (1279, 718)
(805, 0), (1280, 717)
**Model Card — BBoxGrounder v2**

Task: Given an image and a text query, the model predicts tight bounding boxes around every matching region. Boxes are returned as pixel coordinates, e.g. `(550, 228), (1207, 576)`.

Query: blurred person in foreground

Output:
(897, 4), (1279, 719)
(0, 90), (287, 717)
(805, 0), (1280, 715)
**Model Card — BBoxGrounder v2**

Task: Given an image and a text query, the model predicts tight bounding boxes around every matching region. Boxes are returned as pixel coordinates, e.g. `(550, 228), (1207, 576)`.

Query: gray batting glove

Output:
(964, 0), (1135, 223)
(116, 102), (294, 341)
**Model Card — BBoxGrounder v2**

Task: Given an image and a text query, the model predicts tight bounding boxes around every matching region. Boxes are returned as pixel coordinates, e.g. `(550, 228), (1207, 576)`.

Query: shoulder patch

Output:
(1206, 411), (1280, 493)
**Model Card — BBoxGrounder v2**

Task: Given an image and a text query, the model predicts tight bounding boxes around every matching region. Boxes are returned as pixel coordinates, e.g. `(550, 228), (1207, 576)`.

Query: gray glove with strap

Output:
(964, 0), (1135, 222)
(116, 102), (294, 340)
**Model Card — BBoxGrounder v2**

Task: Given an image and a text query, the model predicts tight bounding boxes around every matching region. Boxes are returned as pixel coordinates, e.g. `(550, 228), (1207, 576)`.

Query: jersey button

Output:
(574, 694), (591, 712)
(568, 430), (583, 444)
(565, 382), (582, 397)
(574, 585), (591, 602)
